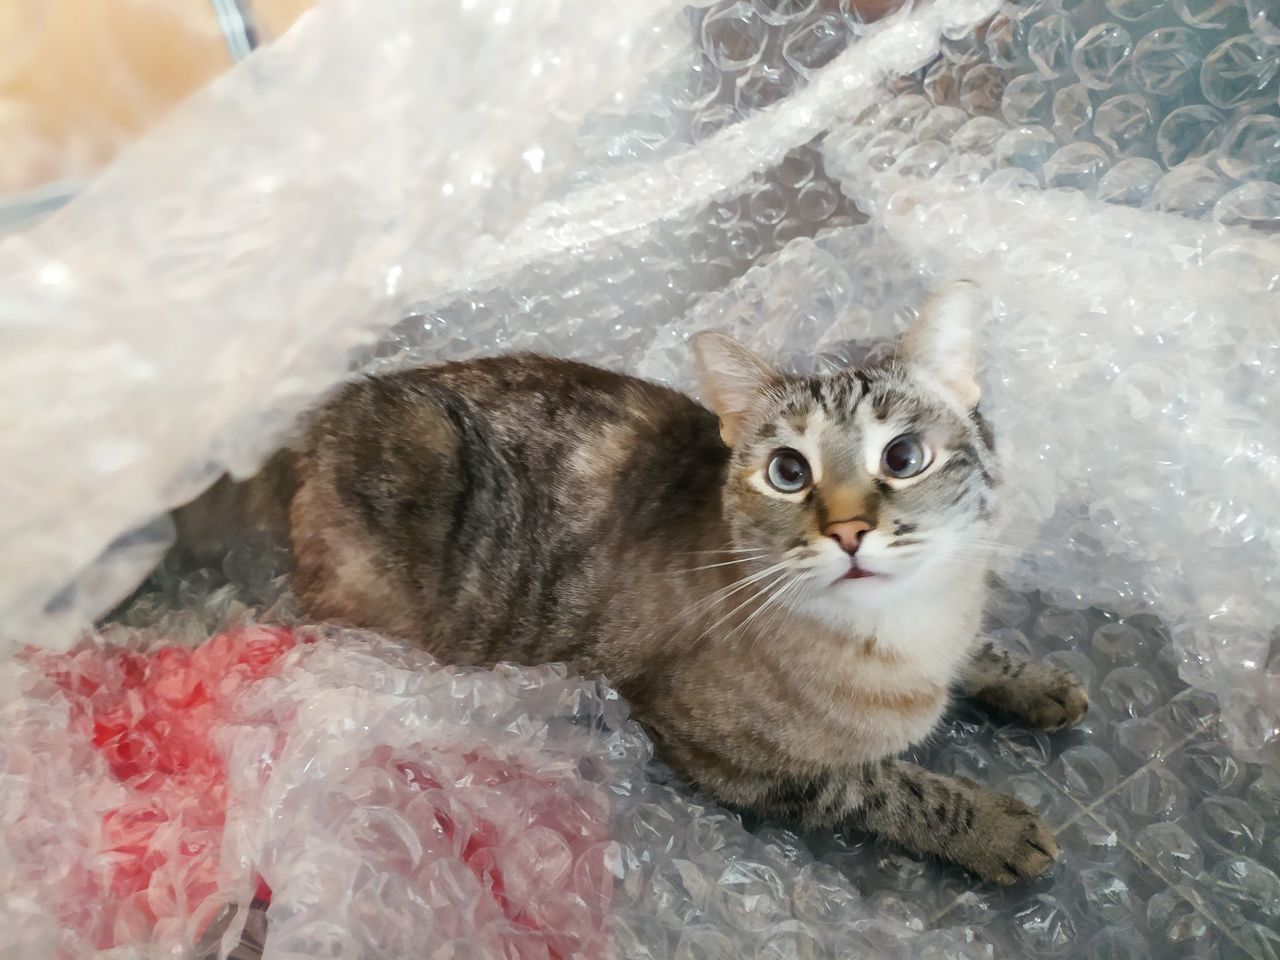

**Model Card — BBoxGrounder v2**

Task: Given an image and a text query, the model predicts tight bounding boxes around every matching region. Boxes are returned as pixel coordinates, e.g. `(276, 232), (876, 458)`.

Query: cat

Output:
(174, 280), (1087, 884)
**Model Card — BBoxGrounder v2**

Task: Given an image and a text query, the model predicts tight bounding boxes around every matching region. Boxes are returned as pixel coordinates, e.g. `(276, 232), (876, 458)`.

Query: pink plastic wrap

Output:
(8, 626), (622, 959)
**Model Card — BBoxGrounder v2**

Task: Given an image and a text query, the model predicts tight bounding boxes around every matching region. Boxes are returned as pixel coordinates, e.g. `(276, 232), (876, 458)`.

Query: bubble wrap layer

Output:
(0, 0), (693, 646)
(363, 0), (1280, 760)
(4, 563), (1279, 960)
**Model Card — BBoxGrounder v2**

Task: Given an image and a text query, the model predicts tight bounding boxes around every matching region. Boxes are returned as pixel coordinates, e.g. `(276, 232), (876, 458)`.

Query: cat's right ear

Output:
(692, 332), (776, 446)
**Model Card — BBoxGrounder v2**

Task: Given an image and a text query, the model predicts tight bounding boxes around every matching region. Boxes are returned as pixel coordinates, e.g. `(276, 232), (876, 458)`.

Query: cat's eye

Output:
(765, 448), (811, 493)
(881, 434), (930, 479)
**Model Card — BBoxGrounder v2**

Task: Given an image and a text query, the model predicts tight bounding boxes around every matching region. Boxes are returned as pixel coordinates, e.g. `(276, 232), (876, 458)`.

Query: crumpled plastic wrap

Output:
(0, 0), (692, 647)
(4, 0), (1280, 957)
(5, 570), (1279, 959)
(4, 613), (933, 960)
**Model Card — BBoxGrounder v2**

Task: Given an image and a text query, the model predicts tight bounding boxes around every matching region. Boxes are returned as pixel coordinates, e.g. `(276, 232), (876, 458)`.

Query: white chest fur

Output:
(785, 565), (989, 762)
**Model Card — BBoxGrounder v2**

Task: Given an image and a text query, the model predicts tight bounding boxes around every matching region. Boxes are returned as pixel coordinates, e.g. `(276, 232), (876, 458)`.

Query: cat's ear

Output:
(692, 332), (776, 446)
(900, 280), (984, 409)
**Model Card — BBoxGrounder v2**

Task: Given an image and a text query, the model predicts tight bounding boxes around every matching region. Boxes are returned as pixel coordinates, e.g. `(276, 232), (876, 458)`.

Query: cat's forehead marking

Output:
(776, 374), (861, 425)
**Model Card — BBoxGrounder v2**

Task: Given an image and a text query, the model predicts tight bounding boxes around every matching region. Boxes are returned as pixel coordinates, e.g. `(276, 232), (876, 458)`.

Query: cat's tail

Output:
(169, 449), (298, 566)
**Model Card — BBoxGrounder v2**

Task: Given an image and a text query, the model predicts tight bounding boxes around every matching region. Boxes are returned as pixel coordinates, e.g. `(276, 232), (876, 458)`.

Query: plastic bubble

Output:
(1002, 72), (1054, 125)
(1215, 112), (1280, 181)
(1098, 157), (1163, 206)
(1052, 82), (1095, 141)
(702, 2), (770, 72)
(1174, 0), (1240, 30)
(1028, 13), (1078, 78)
(959, 63), (1007, 115)
(782, 14), (850, 77)
(1151, 162), (1229, 215)
(1213, 180), (1280, 230)
(1092, 93), (1155, 156)
(1072, 23), (1134, 90)
(1132, 27), (1203, 97)
(1200, 33), (1280, 109)
(1248, 0), (1280, 44)
(1156, 103), (1226, 166)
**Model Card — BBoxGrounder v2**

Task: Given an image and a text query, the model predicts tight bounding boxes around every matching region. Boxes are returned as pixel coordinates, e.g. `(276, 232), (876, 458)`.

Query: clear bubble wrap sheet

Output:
(2, 0), (1280, 957)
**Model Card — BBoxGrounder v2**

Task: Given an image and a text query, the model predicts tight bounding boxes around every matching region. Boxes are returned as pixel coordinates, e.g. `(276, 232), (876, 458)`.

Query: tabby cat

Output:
(177, 281), (1087, 883)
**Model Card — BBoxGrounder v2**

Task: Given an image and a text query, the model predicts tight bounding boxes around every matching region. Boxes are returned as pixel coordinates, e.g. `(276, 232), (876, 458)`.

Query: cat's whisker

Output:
(662, 559), (794, 640)
(671, 554), (771, 575)
(729, 574), (795, 641)
(706, 559), (792, 599)
(678, 547), (770, 557)
(675, 569), (792, 660)
(736, 574), (806, 654)
(758, 588), (799, 643)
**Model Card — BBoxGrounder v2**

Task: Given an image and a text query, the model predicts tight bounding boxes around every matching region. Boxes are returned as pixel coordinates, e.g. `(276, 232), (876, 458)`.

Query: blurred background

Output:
(0, 0), (311, 206)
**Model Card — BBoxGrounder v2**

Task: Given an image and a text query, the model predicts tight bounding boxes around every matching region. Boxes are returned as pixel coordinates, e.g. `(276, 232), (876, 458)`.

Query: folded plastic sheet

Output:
(0, 0), (693, 648)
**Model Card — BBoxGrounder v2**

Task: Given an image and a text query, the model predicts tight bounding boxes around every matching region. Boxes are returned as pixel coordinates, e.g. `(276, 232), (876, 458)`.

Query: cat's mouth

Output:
(838, 563), (882, 582)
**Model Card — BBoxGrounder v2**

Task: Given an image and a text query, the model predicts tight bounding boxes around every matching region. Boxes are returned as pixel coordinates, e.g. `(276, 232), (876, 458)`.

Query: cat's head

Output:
(692, 281), (997, 619)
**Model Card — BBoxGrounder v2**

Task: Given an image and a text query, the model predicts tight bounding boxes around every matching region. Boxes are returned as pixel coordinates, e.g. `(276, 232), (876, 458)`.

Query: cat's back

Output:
(309, 354), (726, 515)
(290, 354), (729, 661)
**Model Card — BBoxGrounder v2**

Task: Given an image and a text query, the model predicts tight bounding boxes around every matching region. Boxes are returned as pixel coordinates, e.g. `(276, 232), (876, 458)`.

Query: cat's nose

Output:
(825, 518), (873, 555)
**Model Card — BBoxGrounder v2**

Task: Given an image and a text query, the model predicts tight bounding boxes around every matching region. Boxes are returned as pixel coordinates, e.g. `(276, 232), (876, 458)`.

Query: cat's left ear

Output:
(692, 331), (777, 446)
(900, 280), (985, 409)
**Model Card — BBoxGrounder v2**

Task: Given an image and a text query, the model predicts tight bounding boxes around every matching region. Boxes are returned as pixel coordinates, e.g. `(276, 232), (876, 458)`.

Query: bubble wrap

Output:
(3, 0), (1280, 957)
(0, 0), (692, 646)
(365, 0), (1280, 761)
(5, 569), (1279, 959)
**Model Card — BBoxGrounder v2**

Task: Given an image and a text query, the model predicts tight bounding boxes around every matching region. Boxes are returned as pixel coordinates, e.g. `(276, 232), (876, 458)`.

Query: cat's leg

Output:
(959, 640), (1088, 731)
(771, 761), (1059, 885)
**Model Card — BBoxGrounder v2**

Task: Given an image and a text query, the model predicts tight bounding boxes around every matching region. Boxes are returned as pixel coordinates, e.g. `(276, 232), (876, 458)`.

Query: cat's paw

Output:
(963, 791), (1060, 886)
(1019, 667), (1089, 731)
(975, 663), (1089, 732)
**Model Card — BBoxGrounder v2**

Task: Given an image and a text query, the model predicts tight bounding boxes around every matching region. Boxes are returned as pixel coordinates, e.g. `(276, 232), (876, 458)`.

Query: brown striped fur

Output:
(175, 283), (1087, 883)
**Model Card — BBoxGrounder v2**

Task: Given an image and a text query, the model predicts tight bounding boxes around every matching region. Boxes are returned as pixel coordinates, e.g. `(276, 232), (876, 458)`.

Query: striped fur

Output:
(180, 284), (1086, 883)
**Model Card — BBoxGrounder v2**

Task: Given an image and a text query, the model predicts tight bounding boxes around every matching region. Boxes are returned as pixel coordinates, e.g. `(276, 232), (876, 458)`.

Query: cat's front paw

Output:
(1026, 672), (1089, 731)
(1017, 667), (1089, 731)
(962, 791), (1060, 885)
(974, 662), (1089, 732)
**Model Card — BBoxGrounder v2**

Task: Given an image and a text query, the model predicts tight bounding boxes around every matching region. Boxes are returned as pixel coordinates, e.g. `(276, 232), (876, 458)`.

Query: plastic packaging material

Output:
(3, 624), (625, 959)
(3, 620), (905, 960)
(821, 1), (1280, 228)
(814, 0), (1280, 760)
(369, 0), (1280, 761)
(7, 578), (1280, 960)
(0, 0), (694, 649)
(0, 0), (1008, 652)
(0, 624), (293, 959)
(22, 627), (297, 955)
(3, 0), (1280, 956)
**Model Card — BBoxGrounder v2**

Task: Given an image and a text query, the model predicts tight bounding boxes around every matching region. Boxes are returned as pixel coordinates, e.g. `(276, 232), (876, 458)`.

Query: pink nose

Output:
(826, 518), (873, 555)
